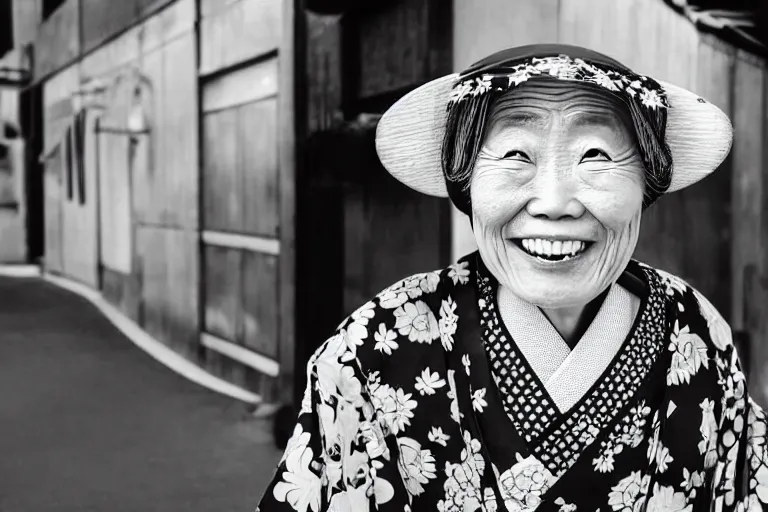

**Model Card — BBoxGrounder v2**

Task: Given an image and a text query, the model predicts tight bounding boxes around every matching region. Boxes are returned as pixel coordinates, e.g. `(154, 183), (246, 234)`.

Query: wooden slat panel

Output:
(203, 245), (242, 342)
(136, 47), (164, 225)
(731, 53), (765, 330)
(239, 98), (279, 237)
(453, 0), (559, 70)
(202, 108), (242, 231)
(277, 0), (303, 405)
(137, 225), (200, 359)
(202, 58), (279, 113)
(80, 0), (139, 55)
(12, 0), (42, 47)
(307, 13), (342, 134)
(43, 67), (79, 274)
(199, 0), (282, 76)
(43, 149), (64, 273)
(34, 0), (80, 80)
(357, 0), (429, 98)
(679, 36), (735, 321)
(242, 250), (279, 358)
(159, 33), (198, 229)
(101, 266), (142, 323)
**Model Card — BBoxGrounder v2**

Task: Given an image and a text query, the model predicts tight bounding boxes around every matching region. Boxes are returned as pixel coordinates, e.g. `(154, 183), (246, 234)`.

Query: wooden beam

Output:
(278, 0), (306, 407)
(202, 230), (280, 255)
(201, 332), (280, 377)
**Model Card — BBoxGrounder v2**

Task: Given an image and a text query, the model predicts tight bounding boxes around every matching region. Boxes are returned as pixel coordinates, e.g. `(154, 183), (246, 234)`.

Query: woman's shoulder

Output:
(329, 254), (478, 373)
(632, 260), (733, 353)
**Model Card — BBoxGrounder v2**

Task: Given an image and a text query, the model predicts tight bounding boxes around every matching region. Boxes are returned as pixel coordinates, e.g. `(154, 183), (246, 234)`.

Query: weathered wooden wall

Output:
(198, 0), (292, 401)
(34, 0), (79, 80)
(37, 0), (200, 360)
(12, 0), (42, 47)
(42, 64), (79, 275)
(199, 0), (282, 76)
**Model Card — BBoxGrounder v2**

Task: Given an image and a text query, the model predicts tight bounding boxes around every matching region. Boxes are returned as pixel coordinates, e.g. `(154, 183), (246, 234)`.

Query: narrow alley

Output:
(0, 274), (281, 511)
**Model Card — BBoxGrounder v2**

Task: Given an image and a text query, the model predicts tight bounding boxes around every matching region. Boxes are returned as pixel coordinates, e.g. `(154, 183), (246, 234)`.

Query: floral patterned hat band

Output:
(447, 54), (670, 111)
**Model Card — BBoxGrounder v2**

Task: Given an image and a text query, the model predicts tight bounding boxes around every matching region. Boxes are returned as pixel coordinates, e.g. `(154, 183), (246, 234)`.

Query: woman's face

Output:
(470, 81), (646, 309)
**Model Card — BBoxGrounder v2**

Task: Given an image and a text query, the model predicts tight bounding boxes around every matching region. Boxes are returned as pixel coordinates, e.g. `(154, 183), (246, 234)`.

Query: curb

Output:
(0, 264), (262, 406)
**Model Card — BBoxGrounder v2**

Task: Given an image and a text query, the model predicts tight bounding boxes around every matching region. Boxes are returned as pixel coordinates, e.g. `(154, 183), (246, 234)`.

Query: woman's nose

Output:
(524, 167), (585, 220)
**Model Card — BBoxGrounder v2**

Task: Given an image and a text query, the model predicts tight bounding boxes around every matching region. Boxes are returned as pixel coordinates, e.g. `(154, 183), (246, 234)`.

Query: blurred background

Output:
(0, 0), (766, 509)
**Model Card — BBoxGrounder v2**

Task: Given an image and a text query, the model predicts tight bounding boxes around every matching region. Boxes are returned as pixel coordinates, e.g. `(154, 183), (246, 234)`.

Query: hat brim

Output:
(375, 73), (733, 197)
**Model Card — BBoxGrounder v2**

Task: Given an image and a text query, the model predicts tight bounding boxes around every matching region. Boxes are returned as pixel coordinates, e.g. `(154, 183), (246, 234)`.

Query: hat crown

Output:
(461, 44), (631, 81)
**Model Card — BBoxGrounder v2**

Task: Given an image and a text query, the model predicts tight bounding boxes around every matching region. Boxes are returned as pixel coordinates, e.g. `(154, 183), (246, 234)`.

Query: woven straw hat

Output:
(375, 44), (733, 198)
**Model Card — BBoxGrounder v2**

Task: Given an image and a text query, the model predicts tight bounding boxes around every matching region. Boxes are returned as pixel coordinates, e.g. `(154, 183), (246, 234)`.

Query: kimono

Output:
(256, 252), (768, 512)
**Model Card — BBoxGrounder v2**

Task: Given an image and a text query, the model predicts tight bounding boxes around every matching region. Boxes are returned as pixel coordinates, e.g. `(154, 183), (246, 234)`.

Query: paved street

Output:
(0, 275), (282, 511)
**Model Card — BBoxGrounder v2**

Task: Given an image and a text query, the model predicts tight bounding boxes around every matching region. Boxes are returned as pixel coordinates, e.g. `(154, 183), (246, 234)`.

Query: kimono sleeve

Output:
(694, 290), (768, 510)
(256, 329), (405, 512)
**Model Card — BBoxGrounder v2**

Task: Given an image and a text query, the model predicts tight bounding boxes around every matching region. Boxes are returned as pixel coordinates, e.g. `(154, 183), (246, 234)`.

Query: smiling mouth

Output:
(511, 238), (594, 262)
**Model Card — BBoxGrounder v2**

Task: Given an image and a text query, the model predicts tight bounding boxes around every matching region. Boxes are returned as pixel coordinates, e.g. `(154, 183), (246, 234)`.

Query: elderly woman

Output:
(257, 44), (768, 511)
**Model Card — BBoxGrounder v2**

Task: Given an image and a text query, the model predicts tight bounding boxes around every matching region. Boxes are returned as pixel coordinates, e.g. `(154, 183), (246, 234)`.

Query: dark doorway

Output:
(20, 85), (44, 263)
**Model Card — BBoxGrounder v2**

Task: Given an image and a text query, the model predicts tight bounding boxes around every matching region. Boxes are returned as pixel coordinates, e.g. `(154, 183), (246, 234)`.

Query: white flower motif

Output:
(555, 497), (578, 512)
(394, 301), (439, 343)
(428, 426), (450, 447)
(507, 69), (533, 86)
(369, 382), (418, 435)
(472, 388), (488, 413)
(273, 429), (322, 512)
(590, 70), (621, 91)
(373, 323), (399, 355)
(497, 454), (555, 512)
(484, 487), (499, 512)
(608, 471), (651, 512)
(437, 432), (486, 512)
(654, 444), (674, 473)
(646, 483), (692, 512)
(640, 89), (666, 110)
(446, 369), (463, 424)
(314, 334), (363, 406)
(681, 468), (705, 496)
(397, 437), (437, 496)
(594, 451), (615, 473)
(699, 398), (718, 469)
(462, 354), (471, 375)
(448, 261), (470, 285)
(667, 321), (710, 386)
(692, 289), (732, 351)
(351, 301), (376, 325)
(379, 273), (440, 309)
(415, 367), (447, 396)
(472, 75), (493, 96)
(439, 297), (459, 352)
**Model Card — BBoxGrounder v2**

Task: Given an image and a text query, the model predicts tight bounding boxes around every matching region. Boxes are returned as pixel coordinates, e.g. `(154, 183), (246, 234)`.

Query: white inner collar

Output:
(496, 283), (641, 413)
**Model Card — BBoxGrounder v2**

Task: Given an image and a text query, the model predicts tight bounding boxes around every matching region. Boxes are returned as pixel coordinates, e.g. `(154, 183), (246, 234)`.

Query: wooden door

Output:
(200, 58), (286, 402)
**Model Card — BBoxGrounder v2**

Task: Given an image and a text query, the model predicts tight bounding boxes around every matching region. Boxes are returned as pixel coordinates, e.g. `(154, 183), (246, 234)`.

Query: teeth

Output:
(519, 238), (587, 257)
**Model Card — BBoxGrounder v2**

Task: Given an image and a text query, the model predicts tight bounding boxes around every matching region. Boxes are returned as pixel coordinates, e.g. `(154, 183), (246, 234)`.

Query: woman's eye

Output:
(581, 148), (611, 162)
(502, 150), (530, 161)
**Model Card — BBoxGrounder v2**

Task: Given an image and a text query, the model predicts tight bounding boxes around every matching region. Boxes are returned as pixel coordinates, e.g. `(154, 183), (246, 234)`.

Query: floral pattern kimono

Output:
(256, 252), (768, 512)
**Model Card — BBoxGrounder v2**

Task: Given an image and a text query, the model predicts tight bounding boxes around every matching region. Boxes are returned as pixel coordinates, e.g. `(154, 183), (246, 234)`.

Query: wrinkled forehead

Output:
(487, 78), (636, 138)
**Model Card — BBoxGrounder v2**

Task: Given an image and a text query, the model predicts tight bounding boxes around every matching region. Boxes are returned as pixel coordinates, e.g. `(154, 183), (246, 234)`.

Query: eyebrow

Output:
(489, 110), (548, 129)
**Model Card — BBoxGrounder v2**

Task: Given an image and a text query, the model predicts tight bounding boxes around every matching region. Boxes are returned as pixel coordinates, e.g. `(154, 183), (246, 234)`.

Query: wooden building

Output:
(3, 0), (304, 409)
(3, 0), (768, 427)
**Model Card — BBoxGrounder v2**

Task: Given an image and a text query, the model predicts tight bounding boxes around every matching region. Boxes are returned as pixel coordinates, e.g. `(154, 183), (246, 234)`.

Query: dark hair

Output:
(441, 78), (674, 216)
